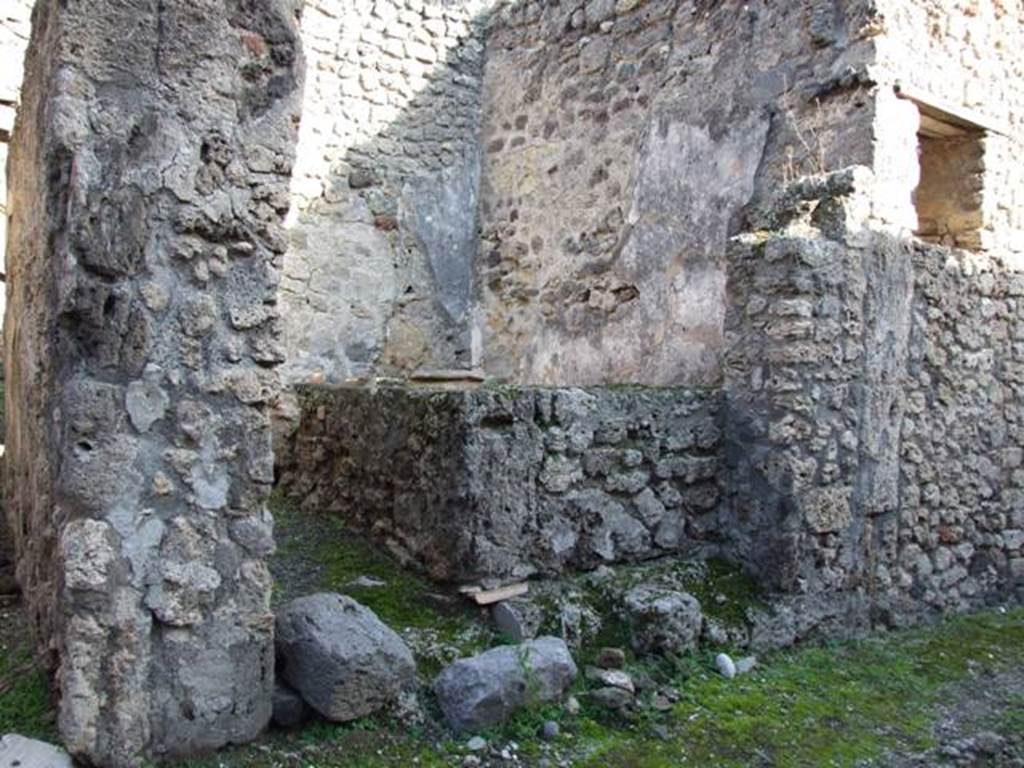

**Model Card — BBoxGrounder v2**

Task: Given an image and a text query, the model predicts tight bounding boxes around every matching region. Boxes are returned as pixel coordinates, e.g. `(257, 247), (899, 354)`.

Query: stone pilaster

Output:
(3, 0), (302, 763)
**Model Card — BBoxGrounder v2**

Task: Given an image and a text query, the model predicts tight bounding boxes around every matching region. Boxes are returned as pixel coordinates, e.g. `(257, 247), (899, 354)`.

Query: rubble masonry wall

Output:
(723, 172), (1024, 632)
(2, 1), (1024, 764)
(281, 384), (722, 583)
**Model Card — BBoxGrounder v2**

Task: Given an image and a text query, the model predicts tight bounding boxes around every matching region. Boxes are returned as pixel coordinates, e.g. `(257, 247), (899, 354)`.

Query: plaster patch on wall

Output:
(400, 146), (481, 326)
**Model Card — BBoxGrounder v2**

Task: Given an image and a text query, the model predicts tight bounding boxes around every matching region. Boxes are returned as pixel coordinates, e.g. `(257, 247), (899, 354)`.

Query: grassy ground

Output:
(161, 605), (1022, 768)
(1, 498), (1021, 766)
(576, 607), (1024, 767)
(4, 603), (1021, 767)
(0, 601), (56, 742)
(216, 497), (1024, 768)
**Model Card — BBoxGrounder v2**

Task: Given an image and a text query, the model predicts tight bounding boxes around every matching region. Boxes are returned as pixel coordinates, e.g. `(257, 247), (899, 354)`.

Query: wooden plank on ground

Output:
(469, 582), (528, 606)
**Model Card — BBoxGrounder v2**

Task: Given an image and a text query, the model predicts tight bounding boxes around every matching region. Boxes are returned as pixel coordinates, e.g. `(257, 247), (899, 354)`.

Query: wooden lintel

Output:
(895, 83), (1009, 137)
(918, 113), (969, 139)
(410, 368), (487, 383)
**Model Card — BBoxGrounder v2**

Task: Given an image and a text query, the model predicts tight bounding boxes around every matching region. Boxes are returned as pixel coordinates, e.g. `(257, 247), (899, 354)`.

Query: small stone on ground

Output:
(589, 685), (634, 711)
(735, 655), (757, 675)
(623, 585), (703, 654)
(715, 652), (737, 679)
(585, 665), (635, 693)
(541, 721), (560, 741)
(0, 735), (73, 768)
(271, 681), (308, 729)
(596, 646), (626, 669)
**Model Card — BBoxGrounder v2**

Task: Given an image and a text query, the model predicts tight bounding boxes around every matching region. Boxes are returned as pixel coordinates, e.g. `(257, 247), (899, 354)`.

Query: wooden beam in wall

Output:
(895, 82), (1009, 137)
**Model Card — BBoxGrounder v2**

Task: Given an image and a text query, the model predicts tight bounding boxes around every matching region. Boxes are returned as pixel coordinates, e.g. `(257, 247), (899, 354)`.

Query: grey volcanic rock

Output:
(272, 682), (309, 729)
(624, 585), (703, 655)
(585, 666), (635, 693)
(715, 653), (737, 679)
(276, 593), (416, 722)
(0, 735), (73, 768)
(540, 720), (560, 741)
(735, 656), (758, 675)
(492, 598), (543, 643)
(596, 647), (626, 669)
(588, 686), (634, 712)
(433, 637), (578, 731)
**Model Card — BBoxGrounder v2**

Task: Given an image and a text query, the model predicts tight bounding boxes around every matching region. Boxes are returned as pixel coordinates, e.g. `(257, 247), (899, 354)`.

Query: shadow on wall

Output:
(472, 1), (885, 387)
(279, 0), (501, 386)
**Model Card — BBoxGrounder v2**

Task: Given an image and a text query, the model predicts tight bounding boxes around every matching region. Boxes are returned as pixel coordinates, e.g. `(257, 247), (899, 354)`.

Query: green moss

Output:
(602, 556), (762, 629)
(526, 557), (764, 672)
(681, 557), (765, 630)
(174, 717), (463, 768)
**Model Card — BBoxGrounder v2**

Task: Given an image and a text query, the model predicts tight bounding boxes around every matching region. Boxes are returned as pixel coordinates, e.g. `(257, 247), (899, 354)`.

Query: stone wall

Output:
(717, 0), (1024, 626)
(274, 0), (1024, 630)
(0, 0), (33, 328)
(3, 0), (301, 764)
(280, 0), (496, 385)
(723, 170), (911, 598)
(2, 0), (1023, 762)
(717, 0), (1024, 628)
(280, 384), (722, 582)
(898, 242), (1024, 614)
(723, 169), (1023, 628)
(872, 0), (1024, 254)
(476, 0), (882, 386)
(6, 0), (1017, 394)
(283, 174), (1024, 625)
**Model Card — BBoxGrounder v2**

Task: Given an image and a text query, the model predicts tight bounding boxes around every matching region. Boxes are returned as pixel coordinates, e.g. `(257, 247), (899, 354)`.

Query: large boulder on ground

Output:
(433, 636), (578, 731)
(0, 735), (73, 768)
(623, 585), (702, 654)
(275, 593), (416, 722)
